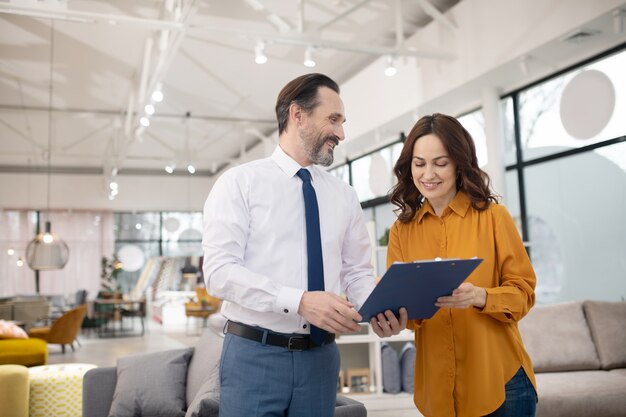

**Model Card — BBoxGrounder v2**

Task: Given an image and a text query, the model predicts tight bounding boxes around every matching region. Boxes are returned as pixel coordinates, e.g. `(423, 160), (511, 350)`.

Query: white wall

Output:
(0, 173), (212, 212)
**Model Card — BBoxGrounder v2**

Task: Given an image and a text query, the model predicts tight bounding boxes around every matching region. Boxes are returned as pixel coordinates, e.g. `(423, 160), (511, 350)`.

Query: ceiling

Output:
(0, 0), (460, 182)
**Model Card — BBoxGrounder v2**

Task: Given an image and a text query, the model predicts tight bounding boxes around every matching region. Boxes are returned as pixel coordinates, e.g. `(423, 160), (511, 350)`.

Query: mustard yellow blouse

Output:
(387, 191), (537, 417)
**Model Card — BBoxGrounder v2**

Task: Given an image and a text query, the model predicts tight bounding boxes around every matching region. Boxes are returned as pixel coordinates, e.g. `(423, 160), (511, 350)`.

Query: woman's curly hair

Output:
(390, 113), (499, 223)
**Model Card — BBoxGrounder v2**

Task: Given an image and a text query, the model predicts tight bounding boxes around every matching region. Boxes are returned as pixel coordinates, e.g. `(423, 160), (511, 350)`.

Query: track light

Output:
(304, 47), (316, 68)
(255, 41), (268, 64)
(140, 116), (150, 127)
(151, 84), (164, 102)
(165, 164), (175, 174)
(145, 103), (155, 115)
(384, 55), (397, 77)
(187, 164), (196, 174)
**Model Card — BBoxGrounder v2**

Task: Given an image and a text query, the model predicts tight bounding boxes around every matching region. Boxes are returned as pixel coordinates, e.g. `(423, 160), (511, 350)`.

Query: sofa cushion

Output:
(518, 301), (600, 372)
(583, 300), (626, 370)
(380, 342), (401, 393)
(108, 347), (193, 417)
(400, 342), (415, 393)
(185, 328), (224, 406)
(535, 371), (626, 417)
(0, 320), (28, 339)
(185, 380), (220, 417)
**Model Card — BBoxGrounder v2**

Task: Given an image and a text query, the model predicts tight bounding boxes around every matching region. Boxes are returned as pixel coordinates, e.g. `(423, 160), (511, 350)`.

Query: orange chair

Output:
(185, 287), (221, 334)
(195, 287), (221, 310)
(28, 305), (87, 353)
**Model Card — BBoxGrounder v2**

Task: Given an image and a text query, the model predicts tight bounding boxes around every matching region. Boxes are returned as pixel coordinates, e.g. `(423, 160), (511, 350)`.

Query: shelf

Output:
(336, 329), (414, 345)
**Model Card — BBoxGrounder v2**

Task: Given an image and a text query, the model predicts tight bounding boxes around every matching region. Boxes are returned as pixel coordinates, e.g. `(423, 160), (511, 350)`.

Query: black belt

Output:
(225, 321), (335, 351)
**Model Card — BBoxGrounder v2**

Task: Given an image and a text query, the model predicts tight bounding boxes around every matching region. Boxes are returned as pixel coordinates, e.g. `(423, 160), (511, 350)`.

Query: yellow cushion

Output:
(0, 364), (29, 417)
(0, 338), (48, 367)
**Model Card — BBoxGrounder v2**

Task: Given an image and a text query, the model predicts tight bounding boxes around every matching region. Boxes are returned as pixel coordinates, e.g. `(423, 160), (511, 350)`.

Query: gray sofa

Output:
(83, 327), (367, 417)
(518, 300), (626, 417)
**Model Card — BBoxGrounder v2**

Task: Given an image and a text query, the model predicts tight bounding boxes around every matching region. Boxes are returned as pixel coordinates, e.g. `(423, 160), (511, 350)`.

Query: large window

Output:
(113, 211), (202, 292)
(506, 46), (626, 304)
(518, 50), (626, 161)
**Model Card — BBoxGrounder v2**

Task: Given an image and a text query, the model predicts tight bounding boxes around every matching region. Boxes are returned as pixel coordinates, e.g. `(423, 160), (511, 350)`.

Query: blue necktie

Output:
(296, 168), (327, 346)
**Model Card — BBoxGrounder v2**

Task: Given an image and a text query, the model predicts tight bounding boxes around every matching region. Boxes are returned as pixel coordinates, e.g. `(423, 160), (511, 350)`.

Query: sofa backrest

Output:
(583, 300), (626, 370)
(518, 301), (600, 373)
(185, 327), (224, 406)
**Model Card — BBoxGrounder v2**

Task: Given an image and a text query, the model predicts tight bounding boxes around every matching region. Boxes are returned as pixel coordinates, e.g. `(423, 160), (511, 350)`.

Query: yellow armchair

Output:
(28, 304), (87, 353)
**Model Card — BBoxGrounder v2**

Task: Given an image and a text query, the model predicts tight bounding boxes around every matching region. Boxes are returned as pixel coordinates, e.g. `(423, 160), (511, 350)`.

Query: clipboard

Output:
(358, 258), (483, 322)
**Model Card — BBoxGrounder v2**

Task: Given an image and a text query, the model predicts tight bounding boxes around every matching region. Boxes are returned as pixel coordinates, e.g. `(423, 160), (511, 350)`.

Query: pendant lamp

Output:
(26, 20), (70, 271)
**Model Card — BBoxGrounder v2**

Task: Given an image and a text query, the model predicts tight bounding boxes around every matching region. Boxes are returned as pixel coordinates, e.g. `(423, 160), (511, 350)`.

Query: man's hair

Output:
(275, 73), (340, 135)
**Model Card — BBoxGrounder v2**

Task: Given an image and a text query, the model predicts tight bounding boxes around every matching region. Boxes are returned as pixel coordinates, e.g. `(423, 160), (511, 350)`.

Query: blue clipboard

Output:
(358, 258), (483, 322)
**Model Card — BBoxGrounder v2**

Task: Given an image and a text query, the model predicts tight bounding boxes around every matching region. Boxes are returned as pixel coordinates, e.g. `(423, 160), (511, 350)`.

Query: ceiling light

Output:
(255, 41), (268, 64)
(187, 164), (196, 174)
(140, 116), (150, 127)
(7, 248), (15, 256)
(151, 85), (164, 102)
(16, 257), (24, 267)
(384, 55), (397, 77)
(26, 22), (69, 274)
(109, 181), (118, 190)
(165, 164), (175, 174)
(135, 223), (142, 230)
(144, 103), (155, 115)
(304, 47), (316, 68)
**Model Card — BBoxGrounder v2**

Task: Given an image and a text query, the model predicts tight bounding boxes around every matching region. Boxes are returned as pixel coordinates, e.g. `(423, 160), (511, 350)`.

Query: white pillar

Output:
(481, 87), (506, 201)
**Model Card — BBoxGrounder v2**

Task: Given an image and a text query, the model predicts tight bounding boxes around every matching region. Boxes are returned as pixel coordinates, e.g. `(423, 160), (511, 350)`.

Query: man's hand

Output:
(298, 291), (362, 334)
(435, 282), (487, 309)
(370, 307), (408, 338)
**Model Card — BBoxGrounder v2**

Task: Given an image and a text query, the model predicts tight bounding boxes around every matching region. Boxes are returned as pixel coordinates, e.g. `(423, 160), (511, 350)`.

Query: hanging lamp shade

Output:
(26, 221), (69, 270)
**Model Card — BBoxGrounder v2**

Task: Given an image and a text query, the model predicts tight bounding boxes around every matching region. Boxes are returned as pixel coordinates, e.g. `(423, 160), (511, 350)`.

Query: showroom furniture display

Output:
(29, 363), (97, 417)
(0, 364), (30, 417)
(0, 337), (48, 367)
(83, 328), (367, 417)
(0, 297), (51, 331)
(120, 297), (147, 336)
(28, 304), (87, 353)
(518, 300), (626, 417)
(184, 287), (221, 335)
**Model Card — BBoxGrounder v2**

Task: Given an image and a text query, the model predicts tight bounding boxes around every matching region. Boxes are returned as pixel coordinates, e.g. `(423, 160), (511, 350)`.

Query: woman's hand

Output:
(435, 282), (487, 309)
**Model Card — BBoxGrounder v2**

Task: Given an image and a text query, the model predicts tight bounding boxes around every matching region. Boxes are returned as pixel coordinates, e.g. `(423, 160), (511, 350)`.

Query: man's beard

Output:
(301, 126), (338, 167)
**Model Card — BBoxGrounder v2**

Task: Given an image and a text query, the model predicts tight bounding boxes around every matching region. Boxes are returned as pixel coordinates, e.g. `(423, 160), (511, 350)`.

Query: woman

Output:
(387, 113), (537, 417)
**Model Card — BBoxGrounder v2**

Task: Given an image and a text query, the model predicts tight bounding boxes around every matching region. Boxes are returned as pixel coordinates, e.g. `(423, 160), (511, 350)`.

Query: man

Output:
(203, 73), (407, 417)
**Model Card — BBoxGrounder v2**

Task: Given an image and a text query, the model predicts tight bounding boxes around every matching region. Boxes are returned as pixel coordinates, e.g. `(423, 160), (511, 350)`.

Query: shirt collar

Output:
(271, 145), (318, 180)
(416, 191), (471, 223)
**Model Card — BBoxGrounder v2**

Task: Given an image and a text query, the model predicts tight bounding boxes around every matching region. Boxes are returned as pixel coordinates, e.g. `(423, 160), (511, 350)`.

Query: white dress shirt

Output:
(202, 145), (375, 334)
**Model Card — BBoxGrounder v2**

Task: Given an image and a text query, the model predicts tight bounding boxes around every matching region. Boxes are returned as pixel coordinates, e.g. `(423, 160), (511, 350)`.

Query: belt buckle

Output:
(287, 336), (307, 351)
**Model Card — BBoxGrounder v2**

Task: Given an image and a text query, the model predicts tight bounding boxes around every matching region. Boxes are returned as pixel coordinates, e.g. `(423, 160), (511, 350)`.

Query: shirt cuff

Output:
(275, 286), (305, 316)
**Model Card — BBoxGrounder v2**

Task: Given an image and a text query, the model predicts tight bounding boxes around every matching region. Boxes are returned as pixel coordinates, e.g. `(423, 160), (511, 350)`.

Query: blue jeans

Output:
(485, 367), (537, 417)
(219, 332), (340, 417)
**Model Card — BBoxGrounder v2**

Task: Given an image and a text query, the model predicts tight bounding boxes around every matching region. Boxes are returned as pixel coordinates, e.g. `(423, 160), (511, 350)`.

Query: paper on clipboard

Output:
(358, 258), (483, 322)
